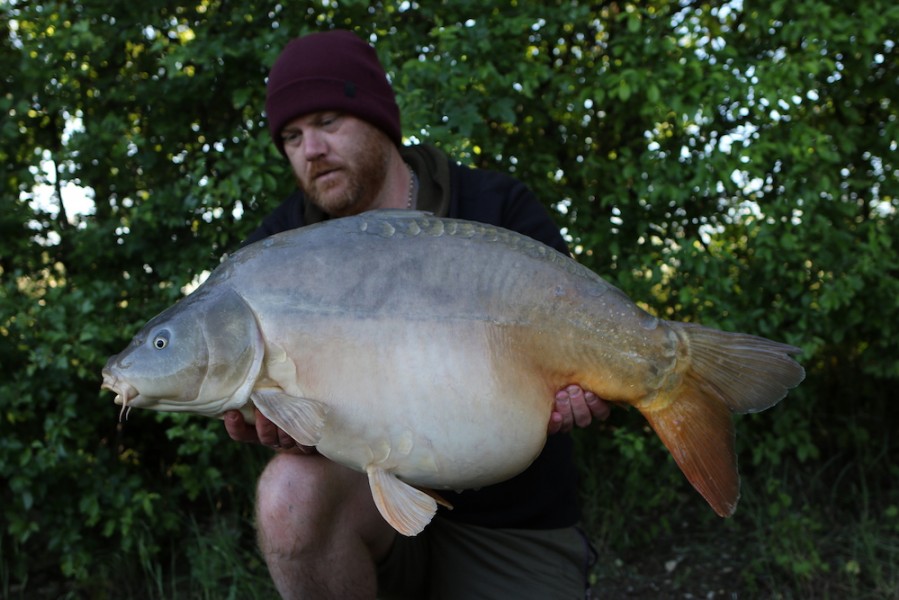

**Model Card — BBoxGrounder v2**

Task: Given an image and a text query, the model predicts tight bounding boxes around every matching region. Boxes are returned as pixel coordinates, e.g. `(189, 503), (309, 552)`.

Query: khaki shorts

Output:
(376, 516), (595, 599)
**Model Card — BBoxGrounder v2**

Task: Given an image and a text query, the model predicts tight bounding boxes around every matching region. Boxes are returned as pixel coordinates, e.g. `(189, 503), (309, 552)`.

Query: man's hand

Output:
(223, 409), (316, 454)
(548, 385), (611, 434)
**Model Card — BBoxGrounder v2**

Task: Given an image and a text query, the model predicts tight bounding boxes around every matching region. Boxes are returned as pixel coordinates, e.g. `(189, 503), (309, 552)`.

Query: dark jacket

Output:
(246, 145), (580, 529)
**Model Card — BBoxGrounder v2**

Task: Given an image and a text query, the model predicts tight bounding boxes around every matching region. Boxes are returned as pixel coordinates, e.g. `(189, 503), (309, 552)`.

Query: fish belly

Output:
(263, 316), (552, 490)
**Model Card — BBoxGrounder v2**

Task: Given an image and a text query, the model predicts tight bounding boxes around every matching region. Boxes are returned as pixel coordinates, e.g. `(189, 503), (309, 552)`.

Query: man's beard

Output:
(301, 128), (391, 217)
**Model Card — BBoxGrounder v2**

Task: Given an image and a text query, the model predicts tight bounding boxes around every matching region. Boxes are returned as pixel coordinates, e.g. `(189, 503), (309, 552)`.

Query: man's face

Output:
(280, 112), (392, 217)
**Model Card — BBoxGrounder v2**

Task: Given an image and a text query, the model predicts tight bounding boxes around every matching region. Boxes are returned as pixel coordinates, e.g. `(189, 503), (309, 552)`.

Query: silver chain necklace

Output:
(405, 163), (418, 209)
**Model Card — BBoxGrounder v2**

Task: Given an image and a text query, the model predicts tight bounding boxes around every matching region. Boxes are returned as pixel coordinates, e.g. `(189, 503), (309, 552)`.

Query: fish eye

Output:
(153, 330), (170, 350)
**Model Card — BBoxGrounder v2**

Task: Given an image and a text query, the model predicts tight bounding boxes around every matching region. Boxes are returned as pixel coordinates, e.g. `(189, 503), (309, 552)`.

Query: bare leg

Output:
(255, 452), (397, 600)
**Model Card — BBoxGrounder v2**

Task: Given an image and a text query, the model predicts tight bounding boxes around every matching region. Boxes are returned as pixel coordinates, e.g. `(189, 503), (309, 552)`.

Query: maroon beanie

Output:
(265, 30), (402, 154)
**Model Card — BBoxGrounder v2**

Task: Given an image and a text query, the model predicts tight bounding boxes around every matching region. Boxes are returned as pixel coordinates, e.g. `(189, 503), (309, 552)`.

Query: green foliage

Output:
(1, 0), (897, 596)
(574, 413), (684, 549)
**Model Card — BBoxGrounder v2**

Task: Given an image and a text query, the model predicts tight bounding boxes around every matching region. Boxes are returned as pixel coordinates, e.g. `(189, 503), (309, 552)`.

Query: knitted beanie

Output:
(265, 30), (402, 153)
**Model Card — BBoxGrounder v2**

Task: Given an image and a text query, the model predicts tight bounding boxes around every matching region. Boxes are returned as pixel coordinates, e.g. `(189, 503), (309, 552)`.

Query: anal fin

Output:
(640, 382), (739, 517)
(367, 466), (437, 536)
(251, 389), (328, 447)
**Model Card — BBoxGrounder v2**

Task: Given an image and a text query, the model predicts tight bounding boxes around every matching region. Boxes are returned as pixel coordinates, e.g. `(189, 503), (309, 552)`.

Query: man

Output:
(223, 29), (610, 599)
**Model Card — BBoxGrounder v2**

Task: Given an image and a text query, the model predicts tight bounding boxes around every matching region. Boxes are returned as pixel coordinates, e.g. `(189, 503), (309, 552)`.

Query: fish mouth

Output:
(101, 372), (140, 421)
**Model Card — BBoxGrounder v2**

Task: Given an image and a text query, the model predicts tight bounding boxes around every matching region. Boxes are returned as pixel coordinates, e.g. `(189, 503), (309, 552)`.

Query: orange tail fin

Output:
(638, 323), (805, 517)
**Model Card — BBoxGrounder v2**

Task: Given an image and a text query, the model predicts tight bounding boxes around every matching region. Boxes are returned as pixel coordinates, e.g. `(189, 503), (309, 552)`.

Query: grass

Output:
(578, 419), (899, 600)
(3, 512), (277, 600)
(589, 500), (899, 599)
(122, 515), (277, 600)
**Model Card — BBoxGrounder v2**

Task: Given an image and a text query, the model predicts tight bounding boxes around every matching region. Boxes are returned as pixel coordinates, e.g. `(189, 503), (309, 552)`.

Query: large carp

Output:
(101, 210), (804, 535)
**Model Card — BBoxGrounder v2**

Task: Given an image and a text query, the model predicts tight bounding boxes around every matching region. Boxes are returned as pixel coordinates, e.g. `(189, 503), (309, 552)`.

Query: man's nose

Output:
(303, 129), (327, 160)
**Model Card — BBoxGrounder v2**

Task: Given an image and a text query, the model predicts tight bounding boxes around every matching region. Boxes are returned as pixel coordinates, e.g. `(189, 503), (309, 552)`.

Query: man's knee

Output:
(255, 453), (395, 559)
(256, 453), (380, 533)
(258, 453), (336, 526)
(254, 453), (344, 559)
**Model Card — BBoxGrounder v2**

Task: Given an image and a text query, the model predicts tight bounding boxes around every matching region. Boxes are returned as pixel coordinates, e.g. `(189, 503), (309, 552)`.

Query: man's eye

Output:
(320, 114), (340, 127)
(282, 131), (301, 144)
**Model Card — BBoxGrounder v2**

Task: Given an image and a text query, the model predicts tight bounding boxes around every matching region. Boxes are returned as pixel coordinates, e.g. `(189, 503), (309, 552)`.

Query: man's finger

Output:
(565, 385), (593, 428)
(585, 392), (611, 422)
(223, 410), (260, 444)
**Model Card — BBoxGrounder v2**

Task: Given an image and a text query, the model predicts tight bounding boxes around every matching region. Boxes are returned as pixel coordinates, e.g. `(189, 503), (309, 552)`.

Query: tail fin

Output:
(638, 323), (805, 517)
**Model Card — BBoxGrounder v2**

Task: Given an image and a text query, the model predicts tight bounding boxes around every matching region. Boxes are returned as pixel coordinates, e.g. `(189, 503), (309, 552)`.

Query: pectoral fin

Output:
(367, 466), (437, 536)
(251, 389), (328, 447)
